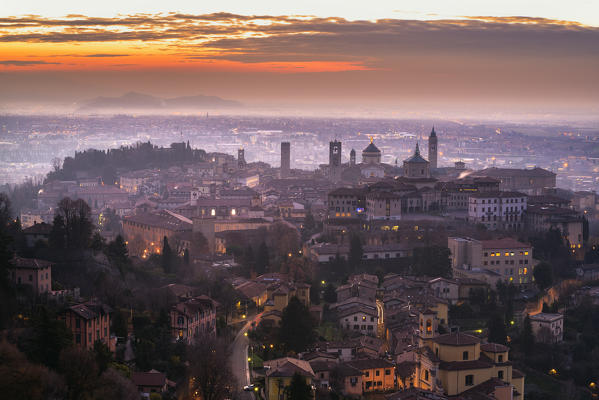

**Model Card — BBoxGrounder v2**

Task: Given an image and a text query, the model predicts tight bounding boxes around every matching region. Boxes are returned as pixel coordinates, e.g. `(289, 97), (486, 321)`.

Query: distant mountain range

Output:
(77, 92), (242, 112)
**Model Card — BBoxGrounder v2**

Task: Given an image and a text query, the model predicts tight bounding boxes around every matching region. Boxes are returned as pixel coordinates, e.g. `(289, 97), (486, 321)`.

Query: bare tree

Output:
(52, 157), (62, 172)
(186, 335), (235, 400)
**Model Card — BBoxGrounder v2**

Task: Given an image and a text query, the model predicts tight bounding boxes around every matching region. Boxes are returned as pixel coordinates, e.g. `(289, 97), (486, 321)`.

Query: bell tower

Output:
(428, 126), (438, 169)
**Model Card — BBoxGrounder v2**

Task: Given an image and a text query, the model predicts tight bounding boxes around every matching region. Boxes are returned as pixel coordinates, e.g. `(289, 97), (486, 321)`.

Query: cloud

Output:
(0, 60), (60, 66)
(84, 54), (130, 57)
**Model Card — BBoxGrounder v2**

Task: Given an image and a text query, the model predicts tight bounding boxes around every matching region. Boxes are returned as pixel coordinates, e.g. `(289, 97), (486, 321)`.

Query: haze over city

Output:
(1, 2), (598, 400)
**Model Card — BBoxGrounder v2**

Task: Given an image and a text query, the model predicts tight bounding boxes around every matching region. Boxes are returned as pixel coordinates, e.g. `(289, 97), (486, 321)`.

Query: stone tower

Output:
(280, 142), (290, 178)
(428, 126), (438, 169)
(350, 149), (356, 166)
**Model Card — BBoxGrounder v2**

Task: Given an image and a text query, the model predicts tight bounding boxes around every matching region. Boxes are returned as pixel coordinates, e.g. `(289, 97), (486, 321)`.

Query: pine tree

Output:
(161, 236), (173, 273)
(256, 242), (269, 275)
(521, 315), (534, 356)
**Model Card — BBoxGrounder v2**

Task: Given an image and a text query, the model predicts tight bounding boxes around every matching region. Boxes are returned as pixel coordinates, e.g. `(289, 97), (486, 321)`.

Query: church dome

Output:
(363, 141), (381, 154)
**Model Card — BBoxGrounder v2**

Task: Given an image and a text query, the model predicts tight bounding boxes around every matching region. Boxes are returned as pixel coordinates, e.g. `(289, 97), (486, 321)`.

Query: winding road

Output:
(230, 313), (262, 399)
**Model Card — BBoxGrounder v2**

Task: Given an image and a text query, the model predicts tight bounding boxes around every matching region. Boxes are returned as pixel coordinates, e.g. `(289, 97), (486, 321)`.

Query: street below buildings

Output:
(230, 313), (262, 400)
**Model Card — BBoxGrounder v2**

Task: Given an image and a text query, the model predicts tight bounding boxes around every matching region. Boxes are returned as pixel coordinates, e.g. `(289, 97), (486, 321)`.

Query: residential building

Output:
(414, 332), (525, 397)
(338, 304), (379, 334)
(131, 370), (170, 398)
(525, 204), (584, 258)
(8, 257), (52, 295)
(122, 210), (192, 257)
(468, 191), (527, 230)
(22, 222), (52, 247)
(529, 313), (564, 344)
(327, 187), (365, 219)
(449, 237), (534, 286)
(334, 364), (363, 397)
(345, 358), (396, 392)
(264, 357), (315, 400)
(170, 296), (217, 343)
(62, 301), (113, 351)
(480, 238), (534, 285)
(366, 191), (402, 220)
(471, 167), (556, 195)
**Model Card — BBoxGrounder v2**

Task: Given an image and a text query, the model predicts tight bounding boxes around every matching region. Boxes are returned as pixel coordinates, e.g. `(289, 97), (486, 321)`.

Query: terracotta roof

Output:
(475, 167), (555, 178)
(480, 238), (530, 249)
(11, 257), (53, 269)
(302, 351), (338, 362)
(309, 360), (337, 373)
(469, 191), (527, 199)
(265, 357), (315, 378)
(335, 363), (363, 377)
(512, 369), (525, 379)
(480, 343), (509, 353)
(22, 222), (53, 235)
(346, 358), (394, 371)
(131, 370), (166, 387)
(433, 333), (480, 346)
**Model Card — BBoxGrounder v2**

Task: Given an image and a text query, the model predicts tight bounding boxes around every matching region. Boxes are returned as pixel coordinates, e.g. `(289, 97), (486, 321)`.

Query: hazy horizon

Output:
(1, 8), (598, 119)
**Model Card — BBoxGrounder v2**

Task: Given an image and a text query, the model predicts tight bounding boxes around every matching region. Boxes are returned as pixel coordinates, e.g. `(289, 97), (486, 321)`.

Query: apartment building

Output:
(468, 191), (527, 230)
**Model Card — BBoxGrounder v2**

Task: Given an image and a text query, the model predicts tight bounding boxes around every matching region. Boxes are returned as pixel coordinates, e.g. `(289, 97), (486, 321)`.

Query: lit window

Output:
(505, 252), (509, 256)
(211, 209), (216, 216)
(231, 208), (236, 216)
(524, 251), (529, 255)
(523, 268), (528, 275)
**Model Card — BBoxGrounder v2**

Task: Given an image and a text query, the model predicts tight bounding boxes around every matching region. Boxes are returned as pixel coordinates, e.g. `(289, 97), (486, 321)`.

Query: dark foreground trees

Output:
(279, 296), (316, 353)
(186, 336), (234, 400)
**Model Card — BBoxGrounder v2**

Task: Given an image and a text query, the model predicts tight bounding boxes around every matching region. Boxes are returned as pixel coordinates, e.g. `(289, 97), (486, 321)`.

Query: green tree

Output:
(323, 283), (337, 304)
(533, 262), (554, 291)
(111, 309), (128, 339)
(279, 297), (316, 353)
(309, 284), (320, 305)
(285, 373), (312, 400)
(90, 232), (105, 252)
(487, 313), (507, 345)
(49, 214), (66, 250)
(412, 246), (452, 278)
(255, 242), (269, 275)
(521, 315), (534, 357)
(59, 347), (99, 400)
(93, 340), (113, 374)
(0, 194), (16, 329)
(348, 234), (363, 273)
(105, 234), (130, 273)
(22, 306), (73, 369)
(161, 236), (173, 273)
(56, 197), (94, 249)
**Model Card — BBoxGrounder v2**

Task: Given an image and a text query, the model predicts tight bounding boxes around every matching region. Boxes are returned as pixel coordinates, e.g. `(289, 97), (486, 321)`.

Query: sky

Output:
(1, 1), (598, 117)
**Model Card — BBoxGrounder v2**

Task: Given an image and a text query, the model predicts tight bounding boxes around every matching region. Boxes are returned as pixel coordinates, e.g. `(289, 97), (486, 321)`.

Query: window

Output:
(88, 333), (92, 343)
(424, 370), (429, 381)
(385, 369), (391, 375)
(354, 316), (358, 321)
(76, 334), (81, 344)
(498, 355), (503, 362)
(29, 274), (33, 281)
(376, 370), (380, 376)
(465, 375), (474, 386)
(365, 371), (370, 377)
(76, 319), (80, 328)
(463, 351), (469, 360)
(498, 370), (504, 380)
